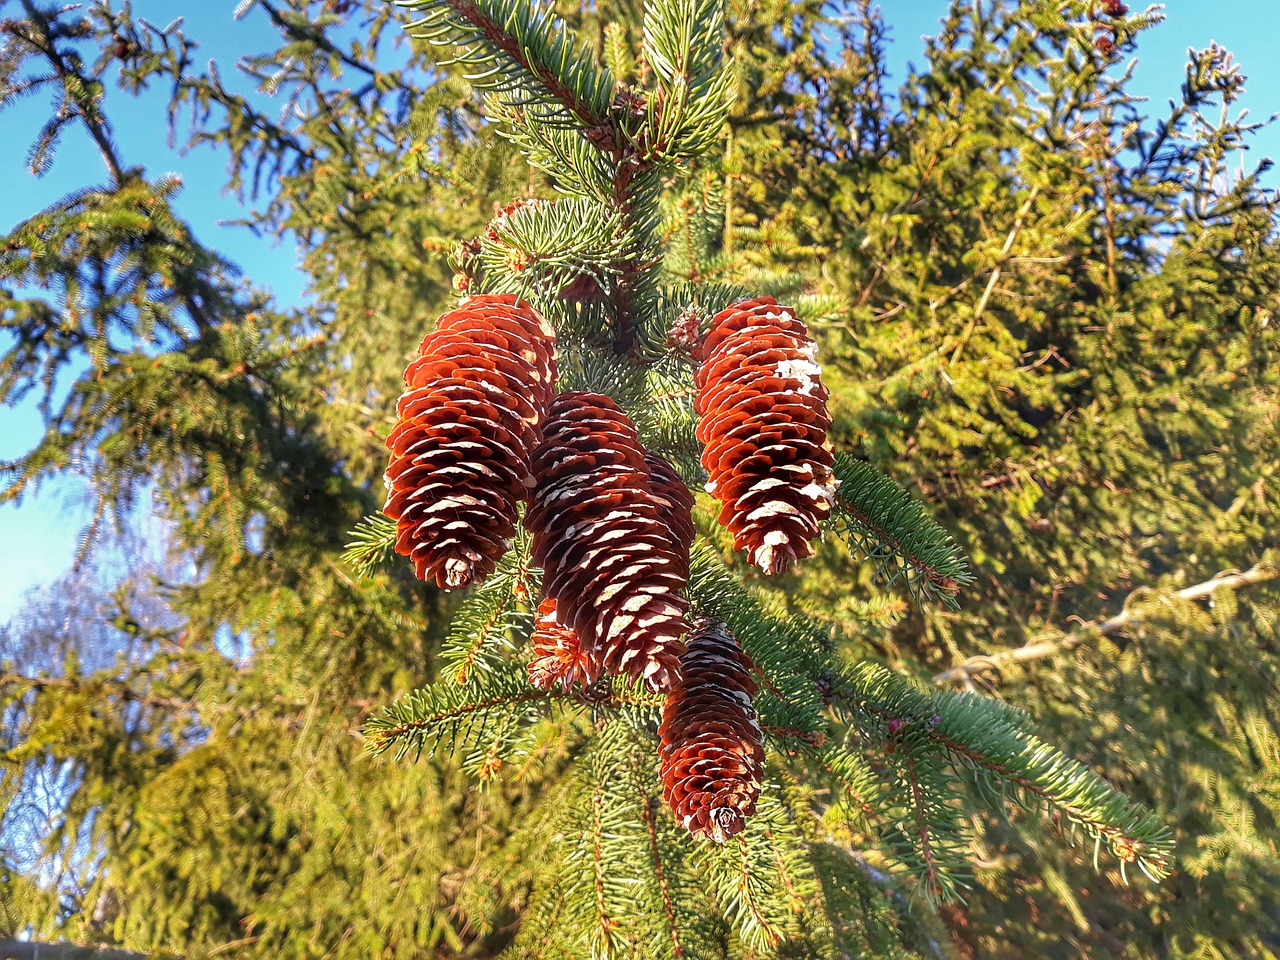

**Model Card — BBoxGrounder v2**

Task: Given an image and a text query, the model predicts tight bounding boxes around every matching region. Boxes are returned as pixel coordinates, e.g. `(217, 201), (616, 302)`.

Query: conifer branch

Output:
(6, 9), (126, 186)
(834, 663), (1174, 882)
(829, 454), (973, 607)
(396, 0), (615, 135)
(341, 513), (398, 579)
(439, 533), (536, 684)
(364, 673), (551, 760)
(934, 559), (1279, 685)
(813, 745), (882, 820)
(629, 761), (687, 959)
(641, 0), (731, 161)
(947, 183), (1042, 366)
(901, 754), (943, 901)
(477, 197), (631, 299)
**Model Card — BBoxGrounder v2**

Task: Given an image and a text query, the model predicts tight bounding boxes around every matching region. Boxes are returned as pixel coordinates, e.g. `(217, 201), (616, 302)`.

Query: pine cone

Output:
(694, 297), (838, 575)
(659, 619), (765, 842)
(643, 452), (696, 579)
(527, 598), (592, 692)
(525, 392), (691, 692)
(384, 294), (557, 589)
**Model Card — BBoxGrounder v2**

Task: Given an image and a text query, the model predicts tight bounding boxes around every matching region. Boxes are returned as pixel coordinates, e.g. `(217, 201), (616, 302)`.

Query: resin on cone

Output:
(383, 294), (557, 589)
(527, 597), (592, 692)
(525, 392), (691, 692)
(659, 619), (765, 842)
(694, 296), (838, 575)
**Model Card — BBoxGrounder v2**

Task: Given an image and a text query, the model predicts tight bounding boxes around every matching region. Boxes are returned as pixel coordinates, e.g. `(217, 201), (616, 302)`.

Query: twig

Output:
(948, 183), (1042, 366)
(934, 561), (1279, 685)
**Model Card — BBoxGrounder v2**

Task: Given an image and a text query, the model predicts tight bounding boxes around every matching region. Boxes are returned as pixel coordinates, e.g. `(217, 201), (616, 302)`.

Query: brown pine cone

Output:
(527, 598), (592, 691)
(525, 392), (691, 692)
(694, 297), (838, 575)
(643, 452), (696, 578)
(659, 619), (765, 842)
(383, 294), (557, 589)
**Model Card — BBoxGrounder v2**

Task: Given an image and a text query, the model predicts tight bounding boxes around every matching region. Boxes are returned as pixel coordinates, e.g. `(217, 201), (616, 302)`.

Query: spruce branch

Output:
(440, 586), (524, 686)
(439, 534), (536, 685)
(641, 0), (732, 161)
(484, 97), (621, 200)
(685, 544), (827, 732)
(396, 0), (615, 135)
(829, 454), (974, 607)
(934, 558), (1280, 685)
(5, 7), (127, 186)
(835, 663), (1174, 884)
(364, 671), (552, 761)
(477, 197), (631, 299)
(947, 183), (1043, 366)
(341, 513), (398, 579)
(697, 790), (815, 950)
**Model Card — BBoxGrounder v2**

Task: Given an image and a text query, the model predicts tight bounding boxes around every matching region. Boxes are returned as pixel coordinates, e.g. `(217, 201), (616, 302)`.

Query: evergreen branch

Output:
(440, 532), (536, 684)
(829, 454), (973, 607)
(900, 753), (944, 902)
(947, 183), (1042, 366)
(364, 672), (551, 760)
(1, 671), (378, 728)
(7, 13), (126, 185)
(835, 662), (1174, 882)
(640, 0), (732, 161)
(628, 759), (687, 959)
(812, 744), (883, 821)
(934, 558), (1280, 685)
(478, 197), (631, 298)
(484, 97), (619, 201)
(341, 513), (397, 579)
(1, 672), (194, 715)
(686, 544), (827, 731)
(697, 791), (812, 950)
(396, 0), (615, 135)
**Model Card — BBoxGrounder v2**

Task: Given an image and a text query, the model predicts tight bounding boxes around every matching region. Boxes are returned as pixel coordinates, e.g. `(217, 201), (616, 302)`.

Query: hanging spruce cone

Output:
(643, 452), (696, 579)
(383, 294), (557, 589)
(525, 392), (691, 692)
(527, 597), (592, 692)
(659, 619), (765, 842)
(694, 296), (838, 575)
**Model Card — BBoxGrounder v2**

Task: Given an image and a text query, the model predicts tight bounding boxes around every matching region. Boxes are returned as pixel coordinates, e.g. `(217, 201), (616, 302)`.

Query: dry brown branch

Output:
(934, 560), (1279, 685)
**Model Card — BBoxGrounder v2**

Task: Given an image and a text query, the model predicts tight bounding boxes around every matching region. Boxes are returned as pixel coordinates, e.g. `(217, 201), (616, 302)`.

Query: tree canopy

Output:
(2, 1), (1277, 958)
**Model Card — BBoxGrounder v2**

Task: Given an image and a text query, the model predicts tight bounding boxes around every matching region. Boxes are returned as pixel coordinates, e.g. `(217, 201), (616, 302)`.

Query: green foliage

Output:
(2, 0), (1276, 958)
(830, 454), (973, 607)
(725, 1), (1280, 954)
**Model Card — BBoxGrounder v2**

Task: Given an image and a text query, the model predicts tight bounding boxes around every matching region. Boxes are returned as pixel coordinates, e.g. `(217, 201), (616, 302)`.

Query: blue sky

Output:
(2, 1), (1279, 622)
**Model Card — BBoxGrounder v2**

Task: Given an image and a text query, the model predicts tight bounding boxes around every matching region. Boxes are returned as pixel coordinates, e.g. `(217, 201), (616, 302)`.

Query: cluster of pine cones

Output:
(383, 293), (837, 841)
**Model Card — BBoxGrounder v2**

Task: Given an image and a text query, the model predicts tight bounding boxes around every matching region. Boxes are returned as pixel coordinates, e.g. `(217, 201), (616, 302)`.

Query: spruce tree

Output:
(3, 1), (1275, 958)
(721, 2), (1280, 955)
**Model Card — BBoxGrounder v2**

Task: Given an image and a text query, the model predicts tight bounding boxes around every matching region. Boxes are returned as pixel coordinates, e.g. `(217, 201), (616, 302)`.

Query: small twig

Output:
(934, 561), (1279, 685)
(948, 184), (1042, 366)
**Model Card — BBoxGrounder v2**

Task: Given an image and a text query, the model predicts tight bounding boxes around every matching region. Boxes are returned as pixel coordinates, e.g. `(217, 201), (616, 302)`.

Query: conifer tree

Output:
(344, 0), (1173, 954)
(719, 2), (1280, 955)
(2, 1), (1276, 958)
